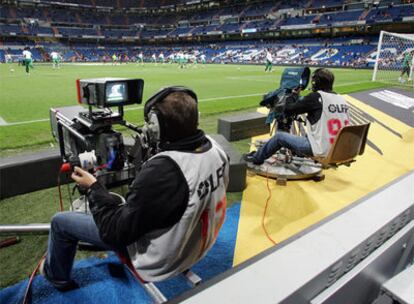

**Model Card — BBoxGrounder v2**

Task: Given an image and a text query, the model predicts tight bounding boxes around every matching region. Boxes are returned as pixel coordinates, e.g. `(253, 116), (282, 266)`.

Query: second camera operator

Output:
(41, 87), (229, 290)
(245, 68), (350, 165)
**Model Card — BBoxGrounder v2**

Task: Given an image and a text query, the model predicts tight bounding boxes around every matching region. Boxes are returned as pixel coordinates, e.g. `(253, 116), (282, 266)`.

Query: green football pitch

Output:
(0, 62), (386, 155)
(0, 63), (392, 288)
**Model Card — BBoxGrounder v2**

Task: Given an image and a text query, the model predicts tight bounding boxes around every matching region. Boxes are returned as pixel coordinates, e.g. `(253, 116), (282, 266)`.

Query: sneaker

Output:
(39, 258), (78, 292)
(243, 151), (264, 165)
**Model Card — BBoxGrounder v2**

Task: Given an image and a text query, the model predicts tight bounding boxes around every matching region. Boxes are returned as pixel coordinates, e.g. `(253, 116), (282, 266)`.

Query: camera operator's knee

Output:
(275, 131), (293, 144)
(50, 212), (71, 233)
(50, 212), (64, 231)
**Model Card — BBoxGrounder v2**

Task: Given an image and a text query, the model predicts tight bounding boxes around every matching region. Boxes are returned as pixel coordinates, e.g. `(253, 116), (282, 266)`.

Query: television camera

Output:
(248, 67), (324, 184)
(260, 67), (310, 132)
(50, 78), (151, 189)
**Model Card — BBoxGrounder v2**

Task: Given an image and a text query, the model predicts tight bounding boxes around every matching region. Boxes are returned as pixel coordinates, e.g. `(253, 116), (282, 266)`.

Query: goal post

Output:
(372, 31), (414, 87)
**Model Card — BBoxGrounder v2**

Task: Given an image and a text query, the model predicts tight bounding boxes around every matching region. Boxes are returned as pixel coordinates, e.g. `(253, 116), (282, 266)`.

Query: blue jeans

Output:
(45, 212), (118, 283)
(254, 131), (313, 163)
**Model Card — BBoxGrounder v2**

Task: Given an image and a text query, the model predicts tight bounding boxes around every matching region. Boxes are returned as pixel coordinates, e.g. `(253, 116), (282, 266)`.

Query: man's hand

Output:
(71, 167), (97, 188)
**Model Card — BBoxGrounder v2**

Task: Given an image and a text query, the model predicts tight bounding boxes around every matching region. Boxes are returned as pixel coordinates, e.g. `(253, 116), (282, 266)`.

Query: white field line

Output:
(0, 92), (265, 126)
(0, 116), (7, 126)
(0, 80), (372, 126)
(125, 92), (265, 111)
(2, 118), (51, 126)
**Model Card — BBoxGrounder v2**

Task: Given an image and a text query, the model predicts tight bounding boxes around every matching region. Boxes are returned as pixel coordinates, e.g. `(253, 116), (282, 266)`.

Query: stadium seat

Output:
(313, 123), (370, 168)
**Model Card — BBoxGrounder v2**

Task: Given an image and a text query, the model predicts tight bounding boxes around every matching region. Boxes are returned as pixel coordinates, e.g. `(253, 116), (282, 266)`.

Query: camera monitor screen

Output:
(78, 78), (144, 107)
(106, 82), (128, 105)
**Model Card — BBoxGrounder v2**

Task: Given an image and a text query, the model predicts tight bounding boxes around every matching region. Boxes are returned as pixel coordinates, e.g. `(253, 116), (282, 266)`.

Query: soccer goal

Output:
(372, 31), (414, 87)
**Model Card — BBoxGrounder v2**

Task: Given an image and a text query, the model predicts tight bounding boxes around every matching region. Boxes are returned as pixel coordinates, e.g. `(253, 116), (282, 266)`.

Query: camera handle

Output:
(57, 117), (91, 160)
(121, 120), (142, 133)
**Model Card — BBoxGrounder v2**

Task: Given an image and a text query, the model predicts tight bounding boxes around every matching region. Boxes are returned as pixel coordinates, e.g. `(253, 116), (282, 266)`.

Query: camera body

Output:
(260, 67), (310, 132)
(50, 78), (148, 187)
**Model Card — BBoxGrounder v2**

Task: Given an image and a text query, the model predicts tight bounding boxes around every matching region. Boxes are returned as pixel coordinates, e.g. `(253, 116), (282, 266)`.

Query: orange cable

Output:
(22, 254), (46, 304)
(261, 166), (277, 245)
(23, 168), (66, 304)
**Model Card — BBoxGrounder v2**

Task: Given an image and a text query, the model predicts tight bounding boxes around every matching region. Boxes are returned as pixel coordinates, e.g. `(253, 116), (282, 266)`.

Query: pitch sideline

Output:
(0, 80), (380, 126)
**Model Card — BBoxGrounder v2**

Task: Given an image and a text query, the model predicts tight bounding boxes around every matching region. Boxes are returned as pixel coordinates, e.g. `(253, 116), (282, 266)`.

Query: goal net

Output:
(372, 31), (414, 87)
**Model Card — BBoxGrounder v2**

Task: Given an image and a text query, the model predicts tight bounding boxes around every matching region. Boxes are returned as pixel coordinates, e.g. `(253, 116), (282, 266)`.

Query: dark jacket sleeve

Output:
(88, 156), (189, 248)
(284, 92), (323, 125)
(284, 92), (321, 115)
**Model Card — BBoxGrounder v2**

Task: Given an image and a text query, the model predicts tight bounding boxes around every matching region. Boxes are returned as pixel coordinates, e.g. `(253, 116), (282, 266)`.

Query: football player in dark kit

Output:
(399, 51), (413, 84)
(245, 68), (350, 165)
(41, 86), (229, 290)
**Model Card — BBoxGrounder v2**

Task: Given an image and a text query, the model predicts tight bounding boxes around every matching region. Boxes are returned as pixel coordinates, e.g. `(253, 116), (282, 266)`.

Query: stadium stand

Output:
(0, 0), (413, 66)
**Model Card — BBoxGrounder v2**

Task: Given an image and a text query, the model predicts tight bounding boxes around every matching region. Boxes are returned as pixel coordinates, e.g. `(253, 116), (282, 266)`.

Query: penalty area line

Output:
(0, 82), (376, 127)
(0, 92), (265, 126)
(2, 118), (50, 126)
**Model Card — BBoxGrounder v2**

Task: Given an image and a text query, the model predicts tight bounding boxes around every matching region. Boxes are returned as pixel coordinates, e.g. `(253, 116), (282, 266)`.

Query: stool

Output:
(117, 252), (202, 304)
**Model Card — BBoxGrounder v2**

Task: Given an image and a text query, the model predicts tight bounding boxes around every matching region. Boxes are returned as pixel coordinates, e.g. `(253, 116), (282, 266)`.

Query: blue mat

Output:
(0, 203), (240, 304)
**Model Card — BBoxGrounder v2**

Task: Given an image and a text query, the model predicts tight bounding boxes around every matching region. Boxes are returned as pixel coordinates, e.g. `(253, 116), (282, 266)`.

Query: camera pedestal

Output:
(247, 140), (324, 185)
(246, 155), (324, 185)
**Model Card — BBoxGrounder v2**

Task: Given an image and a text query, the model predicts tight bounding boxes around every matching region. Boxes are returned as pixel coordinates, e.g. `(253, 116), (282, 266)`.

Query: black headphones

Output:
(311, 68), (334, 92)
(143, 86), (198, 144)
(311, 68), (323, 92)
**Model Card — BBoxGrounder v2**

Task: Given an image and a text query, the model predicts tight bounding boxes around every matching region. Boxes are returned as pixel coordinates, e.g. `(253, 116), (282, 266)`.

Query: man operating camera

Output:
(41, 87), (229, 290)
(245, 68), (350, 165)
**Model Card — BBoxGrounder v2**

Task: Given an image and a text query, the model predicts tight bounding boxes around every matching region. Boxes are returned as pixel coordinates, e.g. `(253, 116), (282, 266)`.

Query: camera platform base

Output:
(246, 140), (324, 185)
(246, 155), (323, 185)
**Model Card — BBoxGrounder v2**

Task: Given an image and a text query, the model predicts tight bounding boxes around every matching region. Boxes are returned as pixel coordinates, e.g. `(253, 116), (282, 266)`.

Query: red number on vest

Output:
(327, 119), (348, 144)
(199, 196), (227, 255)
(214, 196), (227, 239)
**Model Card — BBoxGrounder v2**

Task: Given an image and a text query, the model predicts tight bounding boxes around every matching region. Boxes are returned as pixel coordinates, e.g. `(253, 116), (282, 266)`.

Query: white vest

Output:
(127, 136), (229, 282)
(306, 91), (350, 156)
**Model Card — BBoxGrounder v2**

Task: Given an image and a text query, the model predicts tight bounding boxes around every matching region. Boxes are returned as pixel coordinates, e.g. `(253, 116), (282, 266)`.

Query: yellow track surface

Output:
(234, 94), (414, 265)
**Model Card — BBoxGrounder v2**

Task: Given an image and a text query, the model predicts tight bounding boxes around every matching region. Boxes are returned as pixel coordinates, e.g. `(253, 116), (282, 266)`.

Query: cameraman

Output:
(41, 88), (229, 290)
(245, 68), (350, 165)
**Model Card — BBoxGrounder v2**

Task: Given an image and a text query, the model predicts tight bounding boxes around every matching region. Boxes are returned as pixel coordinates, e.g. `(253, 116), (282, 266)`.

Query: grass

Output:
(0, 107), (251, 288)
(0, 62), (389, 288)
(0, 63), (386, 154)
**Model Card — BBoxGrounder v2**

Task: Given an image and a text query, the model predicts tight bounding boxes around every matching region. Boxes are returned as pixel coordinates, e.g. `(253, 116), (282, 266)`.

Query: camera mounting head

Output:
(75, 78), (144, 130)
